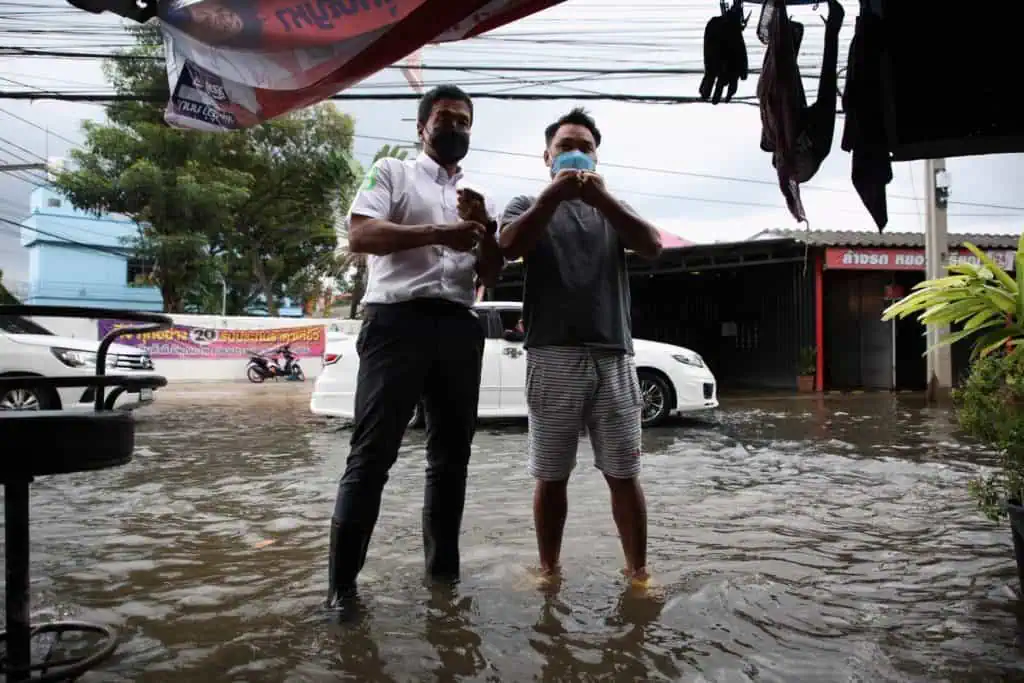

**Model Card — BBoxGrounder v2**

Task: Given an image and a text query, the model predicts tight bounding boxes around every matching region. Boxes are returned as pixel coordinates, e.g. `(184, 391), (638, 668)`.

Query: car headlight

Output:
(672, 351), (704, 368)
(51, 347), (97, 368)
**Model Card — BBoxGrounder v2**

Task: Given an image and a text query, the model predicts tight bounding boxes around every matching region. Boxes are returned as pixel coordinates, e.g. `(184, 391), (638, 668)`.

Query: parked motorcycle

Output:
(246, 343), (305, 383)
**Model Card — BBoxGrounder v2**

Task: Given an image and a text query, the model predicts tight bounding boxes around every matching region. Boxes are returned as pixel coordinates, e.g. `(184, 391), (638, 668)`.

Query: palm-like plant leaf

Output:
(882, 237), (1024, 358)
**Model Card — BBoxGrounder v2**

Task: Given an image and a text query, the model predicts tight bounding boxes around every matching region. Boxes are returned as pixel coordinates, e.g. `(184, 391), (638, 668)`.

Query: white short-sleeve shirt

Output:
(349, 152), (492, 308)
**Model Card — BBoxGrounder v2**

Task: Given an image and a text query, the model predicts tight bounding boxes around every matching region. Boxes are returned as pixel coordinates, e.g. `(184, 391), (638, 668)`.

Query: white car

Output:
(311, 301), (718, 428)
(0, 313), (159, 411)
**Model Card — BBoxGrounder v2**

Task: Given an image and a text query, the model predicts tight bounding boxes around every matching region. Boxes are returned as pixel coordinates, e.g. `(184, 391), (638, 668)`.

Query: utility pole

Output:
(220, 276), (228, 316)
(924, 157), (953, 400)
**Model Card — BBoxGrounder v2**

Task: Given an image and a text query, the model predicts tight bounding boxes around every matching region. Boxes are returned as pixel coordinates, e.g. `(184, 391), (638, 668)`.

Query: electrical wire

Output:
(0, 0), (1020, 220)
(346, 134), (1024, 213)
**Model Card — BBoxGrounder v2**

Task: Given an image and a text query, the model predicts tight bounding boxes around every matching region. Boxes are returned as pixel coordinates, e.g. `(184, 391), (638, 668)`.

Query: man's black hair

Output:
(544, 107), (602, 148)
(417, 84), (473, 125)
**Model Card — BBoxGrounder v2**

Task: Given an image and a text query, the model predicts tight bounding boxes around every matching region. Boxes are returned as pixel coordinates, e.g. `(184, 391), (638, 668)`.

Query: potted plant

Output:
(797, 346), (816, 392)
(956, 349), (1024, 593)
(884, 235), (1024, 592)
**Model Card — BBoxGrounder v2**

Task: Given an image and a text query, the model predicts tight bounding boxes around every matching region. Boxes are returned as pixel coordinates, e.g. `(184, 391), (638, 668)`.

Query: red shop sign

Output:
(825, 247), (1016, 271)
(826, 247), (924, 270)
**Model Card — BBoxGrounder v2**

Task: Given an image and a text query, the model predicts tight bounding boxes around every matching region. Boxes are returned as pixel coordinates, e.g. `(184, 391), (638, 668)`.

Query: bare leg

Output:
(533, 479), (569, 575)
(604, 474), (648, 578)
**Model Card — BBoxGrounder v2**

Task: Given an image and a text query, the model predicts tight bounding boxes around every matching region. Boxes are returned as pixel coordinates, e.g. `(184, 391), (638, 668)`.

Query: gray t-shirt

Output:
(500, 196), (633, 355)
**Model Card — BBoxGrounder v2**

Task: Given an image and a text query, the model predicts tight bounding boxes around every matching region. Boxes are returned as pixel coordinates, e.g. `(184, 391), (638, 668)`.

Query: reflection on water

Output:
(4, 388), (1024, 682)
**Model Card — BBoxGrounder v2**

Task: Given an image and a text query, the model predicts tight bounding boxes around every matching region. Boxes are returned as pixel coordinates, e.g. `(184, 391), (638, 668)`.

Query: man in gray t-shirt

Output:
(499, 107), (662, 584)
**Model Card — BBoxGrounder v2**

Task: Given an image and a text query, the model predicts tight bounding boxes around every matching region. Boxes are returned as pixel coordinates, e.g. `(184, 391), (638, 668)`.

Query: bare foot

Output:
(623, 566), (653, 589)
(514, 565), (562, 592)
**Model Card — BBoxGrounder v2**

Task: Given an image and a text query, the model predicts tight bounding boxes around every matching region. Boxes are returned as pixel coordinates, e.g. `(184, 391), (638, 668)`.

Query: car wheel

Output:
(0, 386), (57, 411)
(408, 401), (425, 430)
(637, 371), (671, 428)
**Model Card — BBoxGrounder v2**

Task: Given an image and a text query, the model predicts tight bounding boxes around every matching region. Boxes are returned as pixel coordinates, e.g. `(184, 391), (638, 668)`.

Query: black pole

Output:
(4, 479), (32, 681)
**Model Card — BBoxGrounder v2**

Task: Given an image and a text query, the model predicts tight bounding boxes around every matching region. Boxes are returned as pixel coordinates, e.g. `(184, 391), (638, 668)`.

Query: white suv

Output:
(0, 314), (159, 411)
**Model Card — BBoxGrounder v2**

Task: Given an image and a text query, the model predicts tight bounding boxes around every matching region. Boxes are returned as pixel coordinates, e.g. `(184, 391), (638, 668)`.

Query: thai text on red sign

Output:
(825, 247), (1016, 271)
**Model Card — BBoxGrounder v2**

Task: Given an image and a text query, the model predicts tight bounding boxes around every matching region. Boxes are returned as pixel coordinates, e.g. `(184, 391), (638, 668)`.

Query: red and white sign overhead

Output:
(158, 0), (568, 131)
(825, 247), (1016, 272)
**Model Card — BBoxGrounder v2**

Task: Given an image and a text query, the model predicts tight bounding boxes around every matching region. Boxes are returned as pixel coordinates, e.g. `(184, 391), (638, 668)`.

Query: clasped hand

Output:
(543, 169), (610, 206)
(435, 188), (492, 252)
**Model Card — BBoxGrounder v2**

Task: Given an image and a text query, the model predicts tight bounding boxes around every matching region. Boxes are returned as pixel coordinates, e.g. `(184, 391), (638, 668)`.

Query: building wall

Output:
(20, 187), (163, 311)
(627, 262), (814, 391)
(819, 244), (1001, 391)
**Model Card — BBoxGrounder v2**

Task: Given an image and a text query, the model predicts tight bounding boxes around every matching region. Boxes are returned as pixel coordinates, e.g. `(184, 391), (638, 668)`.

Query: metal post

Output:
(221, 278), (228, 316)
(924, 158), (953, 400)
(814, 250), (825, 392)
(5, 480), (33, 681)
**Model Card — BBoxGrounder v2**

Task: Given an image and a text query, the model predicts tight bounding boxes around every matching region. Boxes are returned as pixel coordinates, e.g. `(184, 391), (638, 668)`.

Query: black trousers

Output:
(328, 298), (484, 599)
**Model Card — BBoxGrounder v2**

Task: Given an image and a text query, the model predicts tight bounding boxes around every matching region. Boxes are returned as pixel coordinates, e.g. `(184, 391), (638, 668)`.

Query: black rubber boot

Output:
(325, 519), (358, 608)
(422, 504), (463, 583)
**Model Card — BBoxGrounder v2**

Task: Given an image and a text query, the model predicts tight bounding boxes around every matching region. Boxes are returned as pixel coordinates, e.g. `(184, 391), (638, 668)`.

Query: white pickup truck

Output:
(0, 313), (159, 411)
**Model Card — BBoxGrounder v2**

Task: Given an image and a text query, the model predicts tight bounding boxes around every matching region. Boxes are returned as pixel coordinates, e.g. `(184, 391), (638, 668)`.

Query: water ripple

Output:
(2, 389), (1023, 681)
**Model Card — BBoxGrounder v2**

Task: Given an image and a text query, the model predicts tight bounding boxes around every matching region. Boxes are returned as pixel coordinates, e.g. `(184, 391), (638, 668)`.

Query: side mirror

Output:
(503, 330), (524, 342)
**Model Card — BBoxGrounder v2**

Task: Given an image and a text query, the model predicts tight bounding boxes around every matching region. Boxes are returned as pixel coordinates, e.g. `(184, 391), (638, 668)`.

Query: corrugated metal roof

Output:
(753, 229), (1021, 250)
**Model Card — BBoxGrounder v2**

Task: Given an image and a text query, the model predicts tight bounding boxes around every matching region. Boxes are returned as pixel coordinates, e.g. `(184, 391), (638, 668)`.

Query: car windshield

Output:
(0, 315), (53, 335)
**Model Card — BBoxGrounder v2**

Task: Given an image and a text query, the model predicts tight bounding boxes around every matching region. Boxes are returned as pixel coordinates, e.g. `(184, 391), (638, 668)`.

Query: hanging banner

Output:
(97, 319), (326, 359)
(825, 247), (1016, 272)
(157, 0), (568, 131)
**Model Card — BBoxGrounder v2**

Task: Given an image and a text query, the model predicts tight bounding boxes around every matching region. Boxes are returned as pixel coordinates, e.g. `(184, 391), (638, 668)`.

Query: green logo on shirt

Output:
(361, 164), (379, 191)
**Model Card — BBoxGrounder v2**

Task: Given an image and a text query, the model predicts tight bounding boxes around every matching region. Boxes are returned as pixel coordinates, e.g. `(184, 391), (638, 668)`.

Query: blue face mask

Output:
(550, 150), (595, 174)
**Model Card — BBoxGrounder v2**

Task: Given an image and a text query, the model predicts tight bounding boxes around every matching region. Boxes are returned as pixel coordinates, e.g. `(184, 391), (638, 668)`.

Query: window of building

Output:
(126, 255), (155, 285)
(46, 198), (61, 208)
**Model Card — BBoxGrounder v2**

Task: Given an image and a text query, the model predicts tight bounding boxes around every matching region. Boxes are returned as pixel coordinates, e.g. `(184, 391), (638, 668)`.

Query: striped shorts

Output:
(525, 346), (643, 481)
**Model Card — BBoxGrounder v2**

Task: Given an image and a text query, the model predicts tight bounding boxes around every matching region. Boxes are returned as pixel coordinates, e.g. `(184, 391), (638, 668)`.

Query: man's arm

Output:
(474, 227), (504, 288)
(588, 184), (662, 259)
(348, 216), (441, 255)
(346, 158), (441, 255)
(497, 194), (559, 260)
(458, 188), (504, 287)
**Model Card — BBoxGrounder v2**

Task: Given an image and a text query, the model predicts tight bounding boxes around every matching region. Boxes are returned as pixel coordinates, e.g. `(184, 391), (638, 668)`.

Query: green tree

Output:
(210, 103), (359, 315)
(53, 25), (246, 312)
(52, 24), (360, 315)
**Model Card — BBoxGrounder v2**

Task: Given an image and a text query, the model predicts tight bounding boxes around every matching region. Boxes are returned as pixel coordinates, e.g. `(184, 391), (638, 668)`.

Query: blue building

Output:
(20, 186), (163, 311)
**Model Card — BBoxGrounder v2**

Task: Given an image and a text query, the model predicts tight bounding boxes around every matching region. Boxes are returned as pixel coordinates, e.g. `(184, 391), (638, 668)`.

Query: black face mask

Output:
(429, 127), (470, 165)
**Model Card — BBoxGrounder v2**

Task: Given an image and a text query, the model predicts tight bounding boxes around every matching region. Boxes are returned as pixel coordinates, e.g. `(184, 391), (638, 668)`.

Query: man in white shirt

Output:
(327, 85), (503, 607)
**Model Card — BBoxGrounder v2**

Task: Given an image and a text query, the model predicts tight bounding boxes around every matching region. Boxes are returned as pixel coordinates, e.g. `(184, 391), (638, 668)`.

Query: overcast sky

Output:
(2, 0), (1022, 291)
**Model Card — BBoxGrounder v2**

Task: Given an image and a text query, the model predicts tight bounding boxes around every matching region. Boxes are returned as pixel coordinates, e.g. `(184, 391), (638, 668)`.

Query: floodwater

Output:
(7, 385), (1024, 682)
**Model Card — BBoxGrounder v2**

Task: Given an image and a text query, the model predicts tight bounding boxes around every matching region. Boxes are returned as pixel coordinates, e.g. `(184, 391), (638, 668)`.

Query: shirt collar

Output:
(416, 151), (463, 185)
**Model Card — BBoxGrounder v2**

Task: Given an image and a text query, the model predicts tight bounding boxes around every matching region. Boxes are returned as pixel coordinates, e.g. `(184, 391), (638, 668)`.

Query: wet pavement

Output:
(8, 385), (1024, 682)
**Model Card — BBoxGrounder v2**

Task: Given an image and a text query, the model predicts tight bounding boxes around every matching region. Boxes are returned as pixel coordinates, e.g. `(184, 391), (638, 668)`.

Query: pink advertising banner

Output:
(97, 320), (326, 360)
